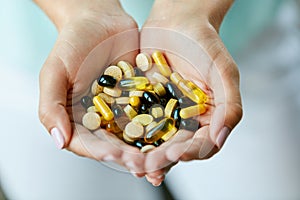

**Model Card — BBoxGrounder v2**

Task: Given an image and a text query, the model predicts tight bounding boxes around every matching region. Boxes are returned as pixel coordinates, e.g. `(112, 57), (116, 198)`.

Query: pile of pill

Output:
(80, 51), (207, 153)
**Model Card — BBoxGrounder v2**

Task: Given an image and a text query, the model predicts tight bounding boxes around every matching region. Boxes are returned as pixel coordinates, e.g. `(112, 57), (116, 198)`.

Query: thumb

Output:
(39, 50), (72, 149)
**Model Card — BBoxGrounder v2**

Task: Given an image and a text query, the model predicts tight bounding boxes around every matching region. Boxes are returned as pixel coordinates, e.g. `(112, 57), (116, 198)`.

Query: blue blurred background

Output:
(0, 0), (299, 199)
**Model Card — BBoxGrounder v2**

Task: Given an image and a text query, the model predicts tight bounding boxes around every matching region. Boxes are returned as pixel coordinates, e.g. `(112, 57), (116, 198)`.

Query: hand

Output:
(37, 0), (146, 175)
(141, 0), (243, 185)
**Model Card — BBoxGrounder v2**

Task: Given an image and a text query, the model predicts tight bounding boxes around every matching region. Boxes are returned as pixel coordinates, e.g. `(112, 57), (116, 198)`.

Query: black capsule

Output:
(97, 75), (117, 88)
(142, 91), (160, 106)
(159, 97), (168, 107)
(133, 67), (144, 76)
(80, 96), (93, 109)
(153, 138), (164, 147)
(138, 104), (149, 114)
(111, 104), (130, 130)
(178, 96), (196, 108)
(180, 119), (200, 132)
(165, 82), (183, 99)
(134, 140), (147, 149)
(172, 107), (181, 129)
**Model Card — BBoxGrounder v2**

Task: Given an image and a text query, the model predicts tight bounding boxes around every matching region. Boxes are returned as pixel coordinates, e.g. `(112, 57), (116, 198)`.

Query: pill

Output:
(97, 74), (117, 88)
(164, 98), (178, 118)
(159, 97), (168, 107)
(170, 72), (183, 85)
(138, 104), (149, 114)
(117, 61), (135, 78)
(93, 96), (114, 121)
(145, 118), (175, 143)
(115, 97), (130, 105)
(152, 51), (172, 77)
(123, 132), (135, 144)
(150, 104), (164, 119)
(132, 114), (154, 126)
(165, 82), (183, 99)
(179, 104), (206, 119)
(178, 96), (196, 108)
(111, 104), (130, 130)
(98, 93), (115, 105)
(87, 106), (99, 113)
(178, 80), (207, 104)
(142, 91), (160, 106)
(153, 138), (164, 147)
(106, 120), (122, 134)
(129, 90), (144, 97)
(136, 52), (152, 72)
(145, 121), (158, 133)
(104, 65), (123, 81)
(91, 79), (103, 95)
(134, 140), (147, 149)
(140, 145), (156, 153)
(133, 67), (144, 76)
(144, 84), (153, 91)
(100, 116), (110, 128)
(103, 87), (122, 97)
(81, 96), (93, 109)
(180, 119), (200, 132)
(152, 72), (169, 85)
(161, 126), (178, 141)
(129, 96), (141, 107)
(123, 104), (138, 119)
(82, 112), (101, 130)
(172, 107), (181, 128)
(121, 90), (130, 97)
(118, 77), (150, 91)
(124, 121), (144, 140)
(153, 82), (166, 97)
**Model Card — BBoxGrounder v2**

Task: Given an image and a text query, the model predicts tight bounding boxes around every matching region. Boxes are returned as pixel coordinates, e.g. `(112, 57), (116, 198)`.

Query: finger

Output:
(145, 175), (165, 187)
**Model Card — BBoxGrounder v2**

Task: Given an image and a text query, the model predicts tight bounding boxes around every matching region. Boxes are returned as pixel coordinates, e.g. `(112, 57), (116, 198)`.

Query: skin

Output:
(36, 0), (242, 186)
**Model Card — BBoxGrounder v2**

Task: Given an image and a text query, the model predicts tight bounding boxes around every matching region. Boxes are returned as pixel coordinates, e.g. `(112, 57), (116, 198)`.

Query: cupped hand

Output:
(140, 0), (243, 185)
(37, 0), (145, 175)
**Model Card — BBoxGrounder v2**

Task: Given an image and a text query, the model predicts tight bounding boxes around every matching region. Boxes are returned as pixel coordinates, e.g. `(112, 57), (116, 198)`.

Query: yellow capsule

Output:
(180, 104), (206, 119)
(164, 98), (178, 118)
(129, 96), (141, 107)
(152, 72), (169, 85)
(104, 65), (123, 81)
(152, 51), (172, 77)
(161, 126), (178, 141)
(178, 80), (207, 104)
(93, 96), (114, 121)
(170, 72), (183, 85)
(136, 52), (152, 72)
(123, 104), (138, 119)
(117, 61), (135, 78)
(132, 114), (154, 126)
(145, 118), (175, 143)
(153, 82), (166, 97)
(118, 77), (150, 91)
(91, 79), (103, 95)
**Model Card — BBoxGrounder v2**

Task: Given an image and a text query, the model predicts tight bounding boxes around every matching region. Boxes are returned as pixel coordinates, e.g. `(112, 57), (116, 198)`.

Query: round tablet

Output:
(104, 65), (123, 81)
(124, 121), (144, 140)
(82, 112), (101, 130)
(136, 53), (152, 72)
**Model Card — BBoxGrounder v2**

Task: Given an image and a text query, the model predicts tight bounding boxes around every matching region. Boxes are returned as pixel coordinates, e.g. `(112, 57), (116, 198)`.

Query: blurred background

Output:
(0, 0), (299, 199)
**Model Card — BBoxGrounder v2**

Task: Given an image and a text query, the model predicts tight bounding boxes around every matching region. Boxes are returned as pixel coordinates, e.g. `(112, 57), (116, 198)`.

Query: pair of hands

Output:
(36, 0), (242, 186)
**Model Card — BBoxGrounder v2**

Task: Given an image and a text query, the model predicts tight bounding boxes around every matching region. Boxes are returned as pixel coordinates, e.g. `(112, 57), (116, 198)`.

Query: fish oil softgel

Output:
(80, 51), (208, 153)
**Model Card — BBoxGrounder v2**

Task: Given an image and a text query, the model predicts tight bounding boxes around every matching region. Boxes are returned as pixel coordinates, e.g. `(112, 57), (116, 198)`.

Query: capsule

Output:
(152, 72), (169, 85)
(165, 82), (183, 99)
(142, 91), (160, 106)
(111, 104), (130, 130)
(97, 75), (117, 88)
(153, 138), (164, 147)
(121, 90), (130, 97)
(172, 107), (181, 128)
(145, 118), (175, 143)
(134, 140), (147, 149)
(152, 51), (172, 77)
(106, 120), (122, 134)
(178, 80), (207, 104)
(164, 98), (178, 118)
(93, 96), (114, 121)
(129, 96), (141, 107)
(133, 67), (144, 76)
(118, 77), (150, 91)
(153, 82), (166, 97)
(170, 72), (183, 85)
(138, 104), (149, 114)
(161, 126), (178, 142)
(180, 104), (206, 119)
(81, 96), (93, 109)
(180, 119), (200, 132)
(178, 96), (196, 108)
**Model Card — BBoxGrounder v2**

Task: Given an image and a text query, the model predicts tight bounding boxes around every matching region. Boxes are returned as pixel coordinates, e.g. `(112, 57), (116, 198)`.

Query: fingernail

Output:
(103, 155), (115, 162)
(50, 127), (65, 149)
(216, 126), (230, 149)
(152, 181), (162, 187)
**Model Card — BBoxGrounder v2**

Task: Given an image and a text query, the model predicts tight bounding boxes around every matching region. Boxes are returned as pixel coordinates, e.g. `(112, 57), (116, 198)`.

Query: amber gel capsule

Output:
(118, 77), (150, 91)
(145, 118), (175, 143)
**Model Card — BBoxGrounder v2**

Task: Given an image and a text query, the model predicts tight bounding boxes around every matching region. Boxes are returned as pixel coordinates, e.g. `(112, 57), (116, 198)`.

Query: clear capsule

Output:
(145, 118), (175, 143)
(118, 77), (150, 91)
